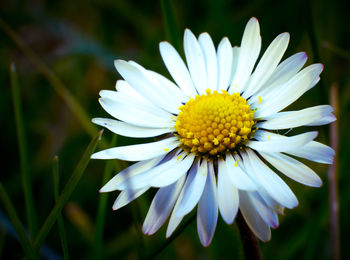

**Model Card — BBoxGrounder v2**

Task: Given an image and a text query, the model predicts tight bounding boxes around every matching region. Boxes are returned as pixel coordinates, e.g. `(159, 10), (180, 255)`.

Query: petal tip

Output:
(114, 59), (124, 69)
(200, 238), (212, 247)
(249, 17), (259, 23)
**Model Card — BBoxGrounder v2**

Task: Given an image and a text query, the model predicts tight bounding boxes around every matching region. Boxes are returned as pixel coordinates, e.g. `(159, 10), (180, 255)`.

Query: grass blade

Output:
(10, 62), (37, 238)
(322, 41), (350, 60)
(0, 183), (37, 259)
(160, 0), (181, 51)
(92, 135), (118, 260)
(306, 1), (328, 104)
(52, 156), (70, 260)
(33, 130), (103, 251)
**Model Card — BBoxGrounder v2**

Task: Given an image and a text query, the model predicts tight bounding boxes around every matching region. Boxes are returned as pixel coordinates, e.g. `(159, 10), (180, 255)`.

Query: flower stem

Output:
(236, 211), (261, 260)
(329, 83), (340, 260)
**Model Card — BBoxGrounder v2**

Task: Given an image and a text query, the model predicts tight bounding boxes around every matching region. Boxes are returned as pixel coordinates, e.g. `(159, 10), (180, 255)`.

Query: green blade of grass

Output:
(0, 17), (96, 138)
(160, 0), (181, 51)
(33, 130), (103, 251)
(92, 135), (118, 260)
(322, 41), (350, 60)
(52, 156), (70, 260)
(306, 1), (328, 104)
(10, 63), (37, 238)
(0, 183), (37, 259)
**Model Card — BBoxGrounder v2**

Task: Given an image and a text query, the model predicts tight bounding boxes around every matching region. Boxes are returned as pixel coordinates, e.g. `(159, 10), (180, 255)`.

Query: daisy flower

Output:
(91, 17), (335, 247)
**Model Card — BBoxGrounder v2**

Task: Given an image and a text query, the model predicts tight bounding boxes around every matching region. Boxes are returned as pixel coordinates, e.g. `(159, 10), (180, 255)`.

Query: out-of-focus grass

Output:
(53, 156), (70, 260)
(33, 130), (102, 251)
(10, 62), (37, 239)
(0, 0), (349, 259)
(0, 183), (37, 259)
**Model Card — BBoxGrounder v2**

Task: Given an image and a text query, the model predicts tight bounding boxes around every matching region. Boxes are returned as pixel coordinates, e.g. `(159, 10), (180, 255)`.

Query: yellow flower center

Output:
(175, 89), (255, 157)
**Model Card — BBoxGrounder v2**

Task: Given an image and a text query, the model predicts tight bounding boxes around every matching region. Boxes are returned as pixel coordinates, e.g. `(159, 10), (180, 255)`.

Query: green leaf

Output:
(10, 62), (37, 238)
(160, 0), (181, 51)
(52, 156), (70, 260)
(0, 183), (37, 259)
(33, 130), (103, 251)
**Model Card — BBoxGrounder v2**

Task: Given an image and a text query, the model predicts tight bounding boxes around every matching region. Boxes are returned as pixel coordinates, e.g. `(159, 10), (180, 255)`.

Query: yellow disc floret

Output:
(175, 89), (255, 157)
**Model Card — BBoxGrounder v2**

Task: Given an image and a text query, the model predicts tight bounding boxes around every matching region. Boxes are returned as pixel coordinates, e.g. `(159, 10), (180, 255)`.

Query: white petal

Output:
(305, 114), (336, 126)
(231, 46), (240, 85)
(253, 130), (334, 164)
(148, 153), (195, 187)
(261, 52), (307, 90)
(247, 192), (279, 229)
(242, 33), (290, 99)
(114, 60), (179, 114)
(100, 156), (165, 192)
(248, 131), (318, 152)
(176, 159), (207, 218)
(198, 32), (218, 91)
(241, 149), (298, 209)
(92, 118), (172, 138)
(114, 80), (151, 104)
(112, 187), (149, 210)
(159, 41), (197, 97)
(254, 64), (324, 118)
(257, 105), (335, 130)
(147, 70), (189, 104)
(166, 179), (186, 238)
(91, 137), (180, 161)
(217, 160), (239, 224)
(127, 61), (183, 111)
(259, 152), (322, 187)
(239, 191), (271, 241)
(256, 187), (284, 215)
(249, 52), (307, 105)
(142, 175), (185, 235)
(216, 37), (233, 91)
(229, 17), (261, 93)
(184, 29), (207, 95)
(286, 141), (335, 164)
(98, 96), (173, 128)
(197, 162), (218, 247)
(100, 90), (171, 119)
(115, 151), (182, 190)
(224, 154), (257, 190)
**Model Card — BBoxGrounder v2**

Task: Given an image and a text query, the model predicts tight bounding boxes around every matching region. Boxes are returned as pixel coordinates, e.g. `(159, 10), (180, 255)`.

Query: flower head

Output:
(92, 17), (335, 247)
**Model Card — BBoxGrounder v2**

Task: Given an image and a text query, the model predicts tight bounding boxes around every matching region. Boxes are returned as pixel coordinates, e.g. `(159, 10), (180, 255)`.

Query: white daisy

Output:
(91, 17), (335, 247)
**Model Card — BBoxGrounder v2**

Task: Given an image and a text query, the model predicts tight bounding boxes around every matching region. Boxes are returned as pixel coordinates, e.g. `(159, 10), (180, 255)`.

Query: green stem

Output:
(236, 211), (261, 260)
(329, 83), (340, 260)
(52, 156), (70, 260)
(10, 62), (37, 238)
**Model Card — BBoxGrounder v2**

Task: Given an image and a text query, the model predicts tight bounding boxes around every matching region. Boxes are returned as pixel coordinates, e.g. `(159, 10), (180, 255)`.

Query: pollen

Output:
(175, 89), (255, 157)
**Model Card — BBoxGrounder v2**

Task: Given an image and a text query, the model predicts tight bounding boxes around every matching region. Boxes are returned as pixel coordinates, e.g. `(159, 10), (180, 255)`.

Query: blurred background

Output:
(0, 0), (349, 259)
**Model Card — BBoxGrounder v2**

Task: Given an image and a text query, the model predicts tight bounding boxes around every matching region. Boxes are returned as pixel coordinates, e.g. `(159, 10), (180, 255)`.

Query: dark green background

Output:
(1, 0), (349, 259)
